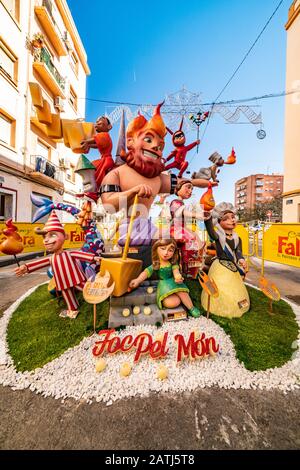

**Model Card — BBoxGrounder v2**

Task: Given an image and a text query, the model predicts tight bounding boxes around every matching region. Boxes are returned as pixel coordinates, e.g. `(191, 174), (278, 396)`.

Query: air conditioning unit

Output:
(63, 31), (73, 51)
(54, 96), (65, 112)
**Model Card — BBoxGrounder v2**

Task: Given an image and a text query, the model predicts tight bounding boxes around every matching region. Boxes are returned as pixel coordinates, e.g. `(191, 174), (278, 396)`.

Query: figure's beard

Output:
(125, 150), (165, 178)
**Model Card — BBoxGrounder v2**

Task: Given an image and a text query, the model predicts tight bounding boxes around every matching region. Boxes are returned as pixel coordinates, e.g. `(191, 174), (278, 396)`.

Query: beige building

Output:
(0, 0), (90, 222)
(235, 173), (284, 213)
(283, 1), (300, 222)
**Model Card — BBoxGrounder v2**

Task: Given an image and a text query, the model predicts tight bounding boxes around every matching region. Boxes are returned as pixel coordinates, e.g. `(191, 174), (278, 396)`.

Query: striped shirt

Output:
(25, 250), (95, 291)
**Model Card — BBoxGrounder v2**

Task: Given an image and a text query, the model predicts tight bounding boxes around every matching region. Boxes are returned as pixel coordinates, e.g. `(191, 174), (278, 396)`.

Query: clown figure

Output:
(14, 211), (101, 319)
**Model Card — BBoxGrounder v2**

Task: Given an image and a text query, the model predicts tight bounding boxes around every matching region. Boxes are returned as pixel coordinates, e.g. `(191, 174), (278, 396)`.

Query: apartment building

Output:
(0, 0), (90, 222)
(235, 174), (284, 212)
(283, 0), (300, 222)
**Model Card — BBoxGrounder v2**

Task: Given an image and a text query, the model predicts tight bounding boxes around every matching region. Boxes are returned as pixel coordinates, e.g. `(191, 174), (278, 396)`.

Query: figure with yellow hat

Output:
(14, 211), (101, 319)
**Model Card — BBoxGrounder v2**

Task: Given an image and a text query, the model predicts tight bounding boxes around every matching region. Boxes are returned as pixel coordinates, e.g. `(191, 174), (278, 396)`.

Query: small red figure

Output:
(164, 118), (200, 177)
(81, 116), (114, 188)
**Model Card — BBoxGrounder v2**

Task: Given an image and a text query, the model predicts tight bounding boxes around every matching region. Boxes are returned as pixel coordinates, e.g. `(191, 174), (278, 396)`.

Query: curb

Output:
(0, 251), (44, 268)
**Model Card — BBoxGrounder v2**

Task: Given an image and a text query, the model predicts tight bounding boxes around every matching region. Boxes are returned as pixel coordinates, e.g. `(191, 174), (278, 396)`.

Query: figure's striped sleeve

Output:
(25, 257), (51, 273)
(70, 251), (95, 262)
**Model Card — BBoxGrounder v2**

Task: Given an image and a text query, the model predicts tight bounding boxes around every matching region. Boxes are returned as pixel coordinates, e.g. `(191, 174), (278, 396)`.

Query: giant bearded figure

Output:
(100, 103), (216, 245)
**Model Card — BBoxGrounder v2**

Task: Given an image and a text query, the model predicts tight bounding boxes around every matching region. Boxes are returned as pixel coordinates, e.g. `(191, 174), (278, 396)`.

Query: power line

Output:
(79, 89), (296, 109)
(214, 0), (285, 104)
(193, 0), (286, 160)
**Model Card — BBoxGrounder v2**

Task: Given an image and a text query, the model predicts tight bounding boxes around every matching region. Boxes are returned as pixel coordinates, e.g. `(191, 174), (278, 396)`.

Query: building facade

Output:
(0, 0), (90, 222)
(235, 174), (284, 213)
(283, 0), (300, 222)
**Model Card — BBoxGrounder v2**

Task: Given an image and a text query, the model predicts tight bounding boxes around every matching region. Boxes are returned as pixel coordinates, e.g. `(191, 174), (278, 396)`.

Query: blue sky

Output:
(68, 0), (289, 203)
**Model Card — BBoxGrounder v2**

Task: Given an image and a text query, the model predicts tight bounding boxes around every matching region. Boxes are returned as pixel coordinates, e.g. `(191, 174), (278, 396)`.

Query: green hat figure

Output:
(75, 155), (98, 200)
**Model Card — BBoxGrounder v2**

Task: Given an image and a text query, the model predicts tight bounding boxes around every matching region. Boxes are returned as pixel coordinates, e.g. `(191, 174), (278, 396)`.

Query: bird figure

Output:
(224, 147), (236, 165)
(0, 219), (24, 255)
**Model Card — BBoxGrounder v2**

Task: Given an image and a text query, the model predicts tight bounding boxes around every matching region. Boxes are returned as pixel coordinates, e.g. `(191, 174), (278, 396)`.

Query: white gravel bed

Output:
(0, 283), (299, 404)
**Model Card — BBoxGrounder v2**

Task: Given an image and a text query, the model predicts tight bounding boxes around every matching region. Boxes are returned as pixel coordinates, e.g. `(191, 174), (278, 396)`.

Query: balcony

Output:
(255, 180), (263, 186)
(34, 0), (67, 56)
(33, 47), (65, 97)
(286, 0), (300, 29)
(28, 154), (64, 190)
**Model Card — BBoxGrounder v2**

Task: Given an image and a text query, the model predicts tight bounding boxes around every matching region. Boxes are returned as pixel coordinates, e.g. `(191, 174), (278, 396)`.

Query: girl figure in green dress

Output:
(129, 238), (201, 318)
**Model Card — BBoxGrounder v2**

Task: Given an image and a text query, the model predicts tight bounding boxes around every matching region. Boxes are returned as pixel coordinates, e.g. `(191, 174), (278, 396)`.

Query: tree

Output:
(237, 196), (283, 223)
(237, 207), (254, 222)
(253, 196), (283, 222)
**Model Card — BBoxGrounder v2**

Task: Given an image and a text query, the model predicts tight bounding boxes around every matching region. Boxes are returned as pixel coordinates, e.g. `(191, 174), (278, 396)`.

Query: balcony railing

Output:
(34, 1), (67, 56)
(42, 0), (55, 23)
(34, 47), (65, 92)
(29, 155), (64, 184)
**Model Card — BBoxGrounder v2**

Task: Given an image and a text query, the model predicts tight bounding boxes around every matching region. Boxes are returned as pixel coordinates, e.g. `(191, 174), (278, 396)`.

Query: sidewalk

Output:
(246, 257), (300, 305)
(0, 251), (44, 268)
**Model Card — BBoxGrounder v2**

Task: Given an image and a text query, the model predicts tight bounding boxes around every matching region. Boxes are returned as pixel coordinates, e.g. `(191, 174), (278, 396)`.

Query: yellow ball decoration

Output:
(95, 358), (106, 373)
(147, 286), (154, 294)
(157, 364), (168, 380)
(122, 308), (131, 317)
(120, 362), (132, 377)
(143, 306), (152, 315)
(133, 306), (140, 315)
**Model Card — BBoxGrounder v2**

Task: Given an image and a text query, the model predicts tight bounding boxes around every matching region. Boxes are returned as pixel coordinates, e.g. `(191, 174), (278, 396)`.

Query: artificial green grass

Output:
(186, 279), (299, 371)
(7, 284), (109, 372)
(7, 281), (299, 373)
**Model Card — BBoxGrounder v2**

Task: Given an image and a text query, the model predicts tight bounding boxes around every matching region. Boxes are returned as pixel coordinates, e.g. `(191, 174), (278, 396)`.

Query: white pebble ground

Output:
(0, 283), (299, 405)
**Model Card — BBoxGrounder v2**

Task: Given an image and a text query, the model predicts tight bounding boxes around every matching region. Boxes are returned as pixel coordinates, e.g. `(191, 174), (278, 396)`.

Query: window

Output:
(0, 110), (15, 147)
(0, 38), (18, 84)
(69, 85), (77, 110)
(36, 140), (50, 160)
(0, 192), (13, 220)
(1, 0), (20, 22)
(66, 163), (75, 183)
(70, 51), (78, 76)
